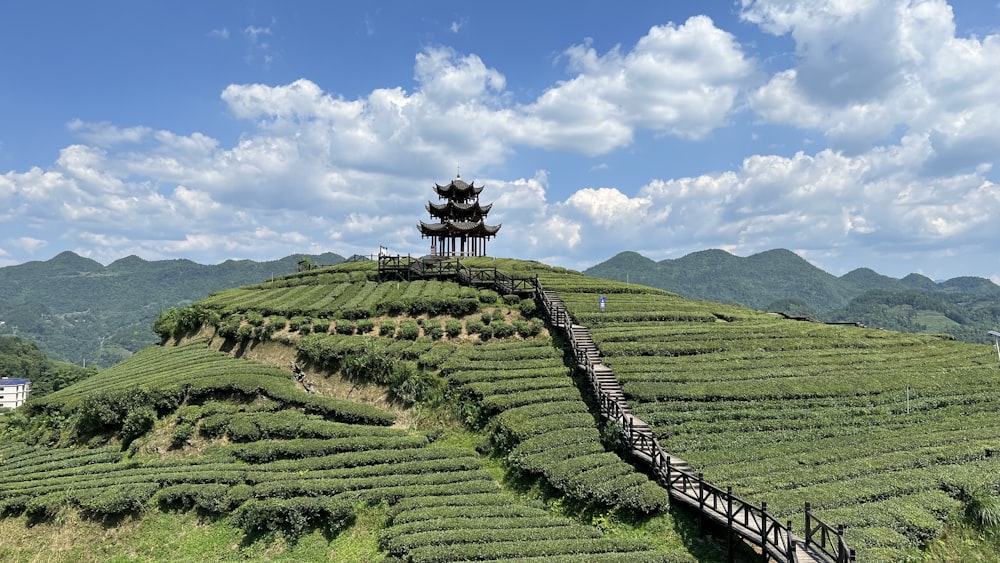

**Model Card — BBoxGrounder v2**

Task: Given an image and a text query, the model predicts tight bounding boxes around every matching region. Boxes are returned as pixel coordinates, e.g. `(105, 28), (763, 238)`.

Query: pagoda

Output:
(418, 176), (501, 257)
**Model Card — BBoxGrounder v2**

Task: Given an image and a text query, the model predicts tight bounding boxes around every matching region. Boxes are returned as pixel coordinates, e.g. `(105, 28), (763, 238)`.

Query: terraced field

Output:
(0, 262), (699, 563)
(553, 281), (1000, 561)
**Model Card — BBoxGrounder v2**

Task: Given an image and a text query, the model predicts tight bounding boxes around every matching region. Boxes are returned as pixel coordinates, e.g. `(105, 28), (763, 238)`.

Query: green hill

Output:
(586, 249), (1000, 343)
(0, 335), (96, 402)
(0, 251), (345, 367)
(0, 259), (708, 563)
(4, 257), (1000, 561)
(586, 249), (853, 312)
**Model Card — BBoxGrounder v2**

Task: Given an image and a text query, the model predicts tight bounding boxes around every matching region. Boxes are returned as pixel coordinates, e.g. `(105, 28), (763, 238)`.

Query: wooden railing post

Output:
(805, 501), (812, 547)
(837, 524), (846, 563)
(698, 472), (706, 535)
(726, 485), (734, 563)
(761, 501), (769, 563)
(666, 455), (672, 488)
(786, 519), (795, 561)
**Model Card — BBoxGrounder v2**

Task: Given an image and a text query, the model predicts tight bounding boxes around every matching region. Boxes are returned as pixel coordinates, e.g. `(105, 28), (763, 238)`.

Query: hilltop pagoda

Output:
(418, 176), (501, 257)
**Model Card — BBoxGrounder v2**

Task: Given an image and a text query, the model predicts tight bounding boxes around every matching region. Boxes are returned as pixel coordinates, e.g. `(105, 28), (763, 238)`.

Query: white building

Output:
(0, 377), (31, 410)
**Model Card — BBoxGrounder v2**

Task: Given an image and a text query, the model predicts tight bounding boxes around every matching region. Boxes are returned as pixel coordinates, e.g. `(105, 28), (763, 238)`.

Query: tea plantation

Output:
(2, 257), (997, 561)
(0, 259), (701, 562)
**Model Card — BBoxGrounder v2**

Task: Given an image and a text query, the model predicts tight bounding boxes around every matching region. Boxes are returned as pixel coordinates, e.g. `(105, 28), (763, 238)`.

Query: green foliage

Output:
(961, 483), (1000, 531)
(153, 305), (216, 340)
(120, 406), (156, 447)
(232, 496), (355, 539)
(0, 335), (96, 400)
(397, 320), (421, 341)
(342, 338), (395, 384)
(356, 318), (375, 335)
(379, 320), (397, 337)
(445, 320), (463, 338)
(334, 318), (355, 335)
(171, 421), (194, 448)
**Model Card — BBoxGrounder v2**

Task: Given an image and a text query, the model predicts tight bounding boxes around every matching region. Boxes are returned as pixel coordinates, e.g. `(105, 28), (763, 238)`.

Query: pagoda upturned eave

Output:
(425, 200), (493, 219)
(418, 221), (501, 237)
(433, 180), (484, 202)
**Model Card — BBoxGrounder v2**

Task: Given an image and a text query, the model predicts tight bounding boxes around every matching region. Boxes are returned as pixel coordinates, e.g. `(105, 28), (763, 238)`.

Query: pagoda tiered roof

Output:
(418, 220), (502, 237)
(425, 200), (493, 221)
(433, 179), (484, 202)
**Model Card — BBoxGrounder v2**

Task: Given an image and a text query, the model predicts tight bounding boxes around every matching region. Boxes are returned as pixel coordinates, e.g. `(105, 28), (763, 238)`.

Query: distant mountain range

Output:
(3, 247), (998, 368)
(0, 251), (345, 367)
(585, 249), (1000, 344)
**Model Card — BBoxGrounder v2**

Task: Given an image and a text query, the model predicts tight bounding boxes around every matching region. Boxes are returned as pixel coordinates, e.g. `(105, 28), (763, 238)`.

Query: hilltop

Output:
(586, 249), (1000, 343)
(0, 251), (345, 367)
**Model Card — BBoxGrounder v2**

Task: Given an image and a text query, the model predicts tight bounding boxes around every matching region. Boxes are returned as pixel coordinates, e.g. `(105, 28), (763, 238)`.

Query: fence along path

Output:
(537, 289), (854, 563)
(376, 255), (855, 563)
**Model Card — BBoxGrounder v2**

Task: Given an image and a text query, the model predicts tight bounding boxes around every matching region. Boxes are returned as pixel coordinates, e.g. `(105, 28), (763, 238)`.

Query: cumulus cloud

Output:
(743, 0), (1000, 163)
(513, 16), (755, 154)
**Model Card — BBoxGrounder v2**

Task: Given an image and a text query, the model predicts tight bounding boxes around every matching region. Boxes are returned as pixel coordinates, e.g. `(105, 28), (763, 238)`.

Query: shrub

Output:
(425, 323), (444, 341)
(519, 299), (538, 317)
(466, 318), (486, 335)
(246, 311), (265, 327)
(236, 324), (253, 341)
(445, 320), (463, 339)
(313, 319), (331, 334)
(231, 496), (355, 539)
(334, 319), (355, 335)
(503, 294), (521, 307)
(171, 422), (194, 448)
(479, 289), (499, 304)
(78, 483), (157, 516)
(515, 319), (543, 338)
(342, 339), (395, 384)
(288, 316), (311, 332)
(269, 316), (288, 331)
(492, 322), (515, 339)
(356, 319), (375, 334)
(216, 314), (242, 339)
(121, 407), (157, 447)
(380, 321), (397, 337)
(397, 320), (421, 341)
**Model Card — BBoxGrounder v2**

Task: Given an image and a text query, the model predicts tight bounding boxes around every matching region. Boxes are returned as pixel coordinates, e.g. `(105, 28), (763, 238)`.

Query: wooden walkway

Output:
(376, 255), (855, 562)
(539, 289), (853, 563)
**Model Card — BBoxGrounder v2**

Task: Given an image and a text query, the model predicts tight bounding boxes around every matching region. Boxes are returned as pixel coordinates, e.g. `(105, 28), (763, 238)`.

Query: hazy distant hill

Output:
(0, 251), (345, 366)
(586, 249), (1000, 344)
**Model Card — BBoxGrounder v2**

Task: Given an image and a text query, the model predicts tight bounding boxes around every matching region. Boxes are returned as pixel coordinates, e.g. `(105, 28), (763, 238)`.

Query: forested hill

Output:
(0, 251), (344, 367)
(586, 249), (1000, 343)
(0, 335), (95, 402)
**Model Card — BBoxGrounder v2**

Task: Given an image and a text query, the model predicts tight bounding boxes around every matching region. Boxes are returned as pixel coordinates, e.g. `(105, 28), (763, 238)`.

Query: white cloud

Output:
(743, 0), (1000, 162)
(565, 187), (652, 228)
(8, 237), (48, 253)
(513, 16), (755, 154)
(68, 120), (151, 147)
(243, 25), (272, 43)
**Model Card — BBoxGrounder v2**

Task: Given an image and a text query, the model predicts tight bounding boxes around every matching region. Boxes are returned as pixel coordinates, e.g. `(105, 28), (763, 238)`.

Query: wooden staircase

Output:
(536, 287), (852, 563)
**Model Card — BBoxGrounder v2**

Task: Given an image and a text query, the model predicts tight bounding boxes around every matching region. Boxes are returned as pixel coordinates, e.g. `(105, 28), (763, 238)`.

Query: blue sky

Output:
(1, 1), (999, 282)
